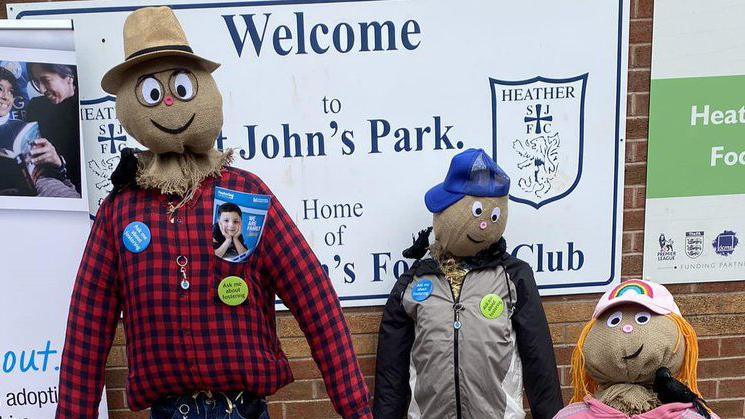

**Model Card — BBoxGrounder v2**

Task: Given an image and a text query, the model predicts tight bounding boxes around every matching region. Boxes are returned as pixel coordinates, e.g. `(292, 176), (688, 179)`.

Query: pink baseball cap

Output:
(593, 279), (681, 319)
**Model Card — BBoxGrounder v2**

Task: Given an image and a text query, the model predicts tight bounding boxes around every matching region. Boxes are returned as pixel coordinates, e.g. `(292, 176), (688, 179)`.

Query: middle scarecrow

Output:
(373, 149), (563, 419)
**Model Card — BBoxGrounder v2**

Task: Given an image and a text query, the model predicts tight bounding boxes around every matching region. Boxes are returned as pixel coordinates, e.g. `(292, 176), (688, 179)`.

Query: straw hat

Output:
(101, 6), (219, 94)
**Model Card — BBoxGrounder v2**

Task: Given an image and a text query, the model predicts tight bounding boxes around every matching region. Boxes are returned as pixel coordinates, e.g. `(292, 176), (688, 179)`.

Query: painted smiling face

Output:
(114, 56), (223, 154)
(433, 195), (509, 258)
(582, 304), (685, 386)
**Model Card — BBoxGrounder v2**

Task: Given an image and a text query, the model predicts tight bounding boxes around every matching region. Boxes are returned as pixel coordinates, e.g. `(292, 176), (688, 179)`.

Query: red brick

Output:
(629, 19), (653, 44)
(631, 44), (652, 68)
(677, 293), (745, 316)
(624, 163), (647, 186)
(690, 281), (745, 294)
(626, 117), (649, 140)
(719, 378), (745, 398)
(267, 402), (284, 418)
(633, 0), (653, 19)
(545, 300), (596, 323)
(621, 254), (643, 276)
(106, 345), (127, 367)
(622, 231), (635, 253)
(626, 140), (648, 163)
(623, 209), (645, 231)
(104, 367), (129, 390)
(106, 389), (127, 410)
(689, 315), (745, 337)
(696, 380), (717, 400)
(108, 410), (150, 419)
(554, 345), (576, 367)
(721, 337), (745, 357)
(634, 93), (650, 117)
(628, 69), (651, 93)
(698, 357), (745, 378)
(289, 359), (322, 380)
(283, 399), (339, 418)
(697, 338), (720, 358)
(268, 380), (316, 401)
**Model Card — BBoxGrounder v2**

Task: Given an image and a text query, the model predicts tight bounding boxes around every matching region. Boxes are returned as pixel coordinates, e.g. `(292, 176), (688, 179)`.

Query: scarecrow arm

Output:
(56, 198), (122, 418)
(372, 269), (416, 418)
(510, 260), (564, 419)
(256, 178), (372, 419)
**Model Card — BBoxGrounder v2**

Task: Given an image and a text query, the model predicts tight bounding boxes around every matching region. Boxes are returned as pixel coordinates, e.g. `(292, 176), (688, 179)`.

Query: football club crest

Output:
(490, 74), (587, 208)
(685, 231), (704, 259)
(79, 96), (131, 211)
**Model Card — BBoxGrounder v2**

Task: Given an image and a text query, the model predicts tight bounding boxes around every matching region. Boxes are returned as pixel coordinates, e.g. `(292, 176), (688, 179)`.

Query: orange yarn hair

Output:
(569, 313), (700, 404)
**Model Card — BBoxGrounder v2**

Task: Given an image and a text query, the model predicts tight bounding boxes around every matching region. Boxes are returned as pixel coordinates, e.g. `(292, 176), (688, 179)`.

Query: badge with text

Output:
(122, 221), (151, 253)
(212, 187), (271, 263)
(218, 276), (249, 306)
(480, 294), (504, 319)
(411, 279), (434, 302)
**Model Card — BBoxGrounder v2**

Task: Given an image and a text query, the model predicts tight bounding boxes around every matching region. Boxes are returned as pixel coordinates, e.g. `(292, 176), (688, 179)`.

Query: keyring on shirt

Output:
(177, 255), (190, 290)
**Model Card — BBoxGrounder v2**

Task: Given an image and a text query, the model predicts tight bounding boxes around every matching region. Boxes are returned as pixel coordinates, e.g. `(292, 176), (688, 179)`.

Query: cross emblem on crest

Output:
(98, 123), (126, 154)
(524, 104), (553, 135)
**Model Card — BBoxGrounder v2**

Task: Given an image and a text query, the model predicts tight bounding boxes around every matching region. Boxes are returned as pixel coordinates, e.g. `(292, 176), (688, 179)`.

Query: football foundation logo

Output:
(713, 230), (738, 256)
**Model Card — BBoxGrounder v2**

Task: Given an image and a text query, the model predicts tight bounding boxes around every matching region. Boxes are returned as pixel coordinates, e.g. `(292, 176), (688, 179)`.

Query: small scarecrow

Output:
(373, 148), (563, 419)
(555, 279), (717, 419)
(55, 7), (371, 419)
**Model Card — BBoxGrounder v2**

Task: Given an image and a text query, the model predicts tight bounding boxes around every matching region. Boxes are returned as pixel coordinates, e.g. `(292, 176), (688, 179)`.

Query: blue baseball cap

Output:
(425, 148), (510, 213)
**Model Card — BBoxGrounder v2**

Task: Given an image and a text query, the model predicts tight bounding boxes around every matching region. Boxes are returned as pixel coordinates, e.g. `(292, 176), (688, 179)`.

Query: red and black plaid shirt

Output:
(56, 167), (371, 418)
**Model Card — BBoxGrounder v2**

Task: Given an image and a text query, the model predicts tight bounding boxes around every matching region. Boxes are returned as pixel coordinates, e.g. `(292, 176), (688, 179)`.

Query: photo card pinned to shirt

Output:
(212, 186), (271, 263)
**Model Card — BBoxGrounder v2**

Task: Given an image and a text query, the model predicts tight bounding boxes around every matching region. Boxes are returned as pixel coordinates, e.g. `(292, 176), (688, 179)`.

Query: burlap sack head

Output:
(570, 303), (701, 404)
(103, 7), (229, 195)
(432, 195), (508, 258)
(115, 56), (222, 155)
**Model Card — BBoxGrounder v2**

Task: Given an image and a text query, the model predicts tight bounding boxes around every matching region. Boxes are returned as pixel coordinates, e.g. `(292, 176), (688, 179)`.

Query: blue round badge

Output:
(122, 221), (151, 253)
(411, 279), (434, 302)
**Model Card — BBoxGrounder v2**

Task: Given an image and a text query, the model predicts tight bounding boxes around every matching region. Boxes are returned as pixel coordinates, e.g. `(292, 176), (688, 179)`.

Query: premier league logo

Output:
(685, 231), (704, 258)
(657, 233), (676, 261)
(490, 74), (587, 208)
(712, 230), (738, 256)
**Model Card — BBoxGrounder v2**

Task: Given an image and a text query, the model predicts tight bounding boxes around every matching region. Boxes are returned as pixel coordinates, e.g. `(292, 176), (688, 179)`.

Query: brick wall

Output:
(3, 0), (744, 417)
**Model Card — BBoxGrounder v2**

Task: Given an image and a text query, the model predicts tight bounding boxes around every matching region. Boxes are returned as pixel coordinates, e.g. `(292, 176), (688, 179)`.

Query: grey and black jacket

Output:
(373, 239), (563, 419)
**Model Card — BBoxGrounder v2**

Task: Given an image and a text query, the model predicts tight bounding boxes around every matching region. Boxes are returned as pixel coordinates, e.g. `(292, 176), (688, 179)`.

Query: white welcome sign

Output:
(10, 0), (628, 303)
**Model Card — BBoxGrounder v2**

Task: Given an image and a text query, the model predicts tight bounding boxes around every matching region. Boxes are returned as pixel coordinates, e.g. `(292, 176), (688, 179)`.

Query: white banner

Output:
(10, 0), (628, 303)
(0, 21), (108, 418)
(644, 0), (745, 284)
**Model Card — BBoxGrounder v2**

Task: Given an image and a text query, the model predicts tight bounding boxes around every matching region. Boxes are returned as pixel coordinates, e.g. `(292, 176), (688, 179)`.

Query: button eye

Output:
(136, 77), (163, 107)
(606, 311), (623, 328)
(472, 201), (483, 217)
(635, 311), (651, 325)
(491, 207), (501, 223)
(170, 70), (197, 101)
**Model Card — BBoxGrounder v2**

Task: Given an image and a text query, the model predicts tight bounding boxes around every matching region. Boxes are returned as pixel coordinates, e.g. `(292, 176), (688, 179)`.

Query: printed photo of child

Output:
(213, 202), (249, 259)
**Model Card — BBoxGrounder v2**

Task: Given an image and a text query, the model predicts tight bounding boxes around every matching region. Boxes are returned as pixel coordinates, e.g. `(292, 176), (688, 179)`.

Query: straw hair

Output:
(569, 314), (701, 404)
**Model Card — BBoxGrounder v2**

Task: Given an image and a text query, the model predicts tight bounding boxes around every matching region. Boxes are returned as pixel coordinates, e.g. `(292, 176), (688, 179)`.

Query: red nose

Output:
(164, 96), (174, 106)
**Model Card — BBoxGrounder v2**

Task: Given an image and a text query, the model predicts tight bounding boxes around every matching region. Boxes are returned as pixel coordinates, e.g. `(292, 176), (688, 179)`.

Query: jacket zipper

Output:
(450, 276), (466, 419)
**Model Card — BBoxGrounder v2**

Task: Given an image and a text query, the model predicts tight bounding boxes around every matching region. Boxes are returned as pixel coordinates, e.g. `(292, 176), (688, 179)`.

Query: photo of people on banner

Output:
(212, 186), (271, 263)
(0, 56), (81, 199)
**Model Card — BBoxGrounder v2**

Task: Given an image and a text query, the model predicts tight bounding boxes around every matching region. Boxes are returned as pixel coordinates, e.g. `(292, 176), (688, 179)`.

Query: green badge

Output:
(480, 294), (504, 319)
(218, 276), (249, 306)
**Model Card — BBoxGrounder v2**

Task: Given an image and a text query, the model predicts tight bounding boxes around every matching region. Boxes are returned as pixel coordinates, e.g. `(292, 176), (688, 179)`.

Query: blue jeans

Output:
(150, 391), (269, 419)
